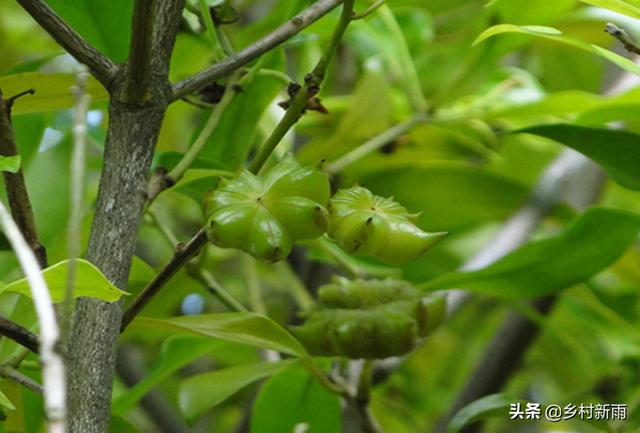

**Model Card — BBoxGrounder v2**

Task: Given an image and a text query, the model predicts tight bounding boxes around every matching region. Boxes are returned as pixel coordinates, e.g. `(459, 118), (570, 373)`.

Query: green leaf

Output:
(131, 313), (308, 356)
(0, 73), (108, 114)
(45, 0), (133, 61)
(518, 124), (640, 190)
(201, 51), (285, 169)
(179, 359), (297, 422)
(0, 389), (15, 411)
(474, 25), (640, 76)
(422, 208), (640, 298)
(112, 336), (220, 415)
(0, 155), (20, 173)
(108, 416), (142, 433)
(250, 365), (342, 433)
(579, 0), (640, 19)
(361, 163), (529, 231)
(448, 394), (520, 433)
(0, 259), (128, 302)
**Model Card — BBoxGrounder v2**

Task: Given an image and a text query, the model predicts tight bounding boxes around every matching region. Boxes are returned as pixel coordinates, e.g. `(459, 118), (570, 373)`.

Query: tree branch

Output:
(120, 228), (208, 331)
(605, 23), (640, 55)
(0, 89), (47, 268)
(0, 364), (43, 394)
(247, 0), (355, 174)
(0, 316), (40, 354)
(15, 0), (118, 87)
(171, 0), (344, 100)
(126, 0), (156, 103)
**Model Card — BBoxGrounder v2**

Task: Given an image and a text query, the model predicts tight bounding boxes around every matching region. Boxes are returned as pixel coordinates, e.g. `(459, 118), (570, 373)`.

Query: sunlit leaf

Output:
(474, 25), (640, 76)
(0, 156), (20, 173)
(0, 259), (128, 302)
(422, 208), (640, 298)
(0, 389), (15, 411)
(579, 0), (640, 19)
(0, 73), (108, 114)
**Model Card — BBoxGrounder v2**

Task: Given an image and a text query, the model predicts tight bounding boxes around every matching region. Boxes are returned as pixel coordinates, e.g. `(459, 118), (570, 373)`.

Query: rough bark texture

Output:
(66, 2), (185, 432)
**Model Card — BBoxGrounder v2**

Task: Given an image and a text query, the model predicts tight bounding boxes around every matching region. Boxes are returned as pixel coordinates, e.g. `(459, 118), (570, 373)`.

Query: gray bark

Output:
(66, 2), (185, 432)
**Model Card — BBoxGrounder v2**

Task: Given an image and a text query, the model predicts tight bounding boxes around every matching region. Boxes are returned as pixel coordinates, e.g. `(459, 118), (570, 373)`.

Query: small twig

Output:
(195, 268), (248, 313)
(62, 66), (90, 340)
(0, 364), (43, 394)
(248, 0), (356, 174)
(0, 316), (40, 354)
(121, 229), (209, 331)
(0, 88), (47, 268)
(198, 0), (226, 60)
(347, 360), (383, 433)
(325, 113), (428, 174)
(15, 0), (118, 86)
(605, 23), (640, 55)
(171, 0), (344, 100)
(352, 0), (385, 20)
(7, 89), (36, 106)
(0, 201), (66, 433)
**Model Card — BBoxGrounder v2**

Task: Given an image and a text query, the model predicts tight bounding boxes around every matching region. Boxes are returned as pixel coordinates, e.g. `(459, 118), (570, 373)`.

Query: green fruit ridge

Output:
(291, 277), (446, 359)
(204, 154), (330, 262)
(327, 186), (447, 264)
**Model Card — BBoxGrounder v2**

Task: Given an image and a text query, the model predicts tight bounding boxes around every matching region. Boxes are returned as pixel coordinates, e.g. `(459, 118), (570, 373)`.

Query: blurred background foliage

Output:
(1, 0), (640, 432)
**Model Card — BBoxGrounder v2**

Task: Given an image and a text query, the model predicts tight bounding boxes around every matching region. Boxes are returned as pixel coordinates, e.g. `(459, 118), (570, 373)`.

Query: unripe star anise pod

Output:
(327, 186), (447, 264)
(290, 277), (446, 359)
(204, 154), (330, 262)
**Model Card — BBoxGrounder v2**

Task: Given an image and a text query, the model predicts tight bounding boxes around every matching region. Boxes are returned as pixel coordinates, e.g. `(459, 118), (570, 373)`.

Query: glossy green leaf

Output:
(0, 156), (20, 173)
(45, 0), (133, 61)
(361, 163), (529, 231)
(579, 0), (640, 19)
(132, 313), (307, 356)
(250, 365), (341, 433)
(112, 336), (220, 415)
(0, 389), (15, 411)
(0, 259), (128, 302)
(422, 208), (640, 298)
(179, 359), (297, 422)
(519, 124), (640, 190)
(448, 394), (520, 433)
(0, 73), (108, 114)
(474, 25), (640, 76)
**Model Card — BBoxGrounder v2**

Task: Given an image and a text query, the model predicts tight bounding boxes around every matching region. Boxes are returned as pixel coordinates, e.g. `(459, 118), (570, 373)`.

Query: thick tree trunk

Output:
(67, 95), (168, 433)
(66, 2), (184, 431)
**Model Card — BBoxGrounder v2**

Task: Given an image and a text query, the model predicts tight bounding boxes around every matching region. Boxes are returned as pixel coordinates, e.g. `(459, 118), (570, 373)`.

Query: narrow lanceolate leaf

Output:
(0, 156), (20, 173)
(474, 25), (640, 76)
(0, 73), (108, 114)
(0, 389), (15, 411)
(0, 259), (127, 302)
(179, 359), (297, 423)
(131, 313), (308, 356)
(447, 394), (521, 433)
(518, 124), (640, 191)
(579, 0), (640, 19)
(422, 208), (640, 298)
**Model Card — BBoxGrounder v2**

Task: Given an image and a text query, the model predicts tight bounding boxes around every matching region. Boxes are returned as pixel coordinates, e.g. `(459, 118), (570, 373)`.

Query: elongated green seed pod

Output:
(328, 186), (447, 264)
